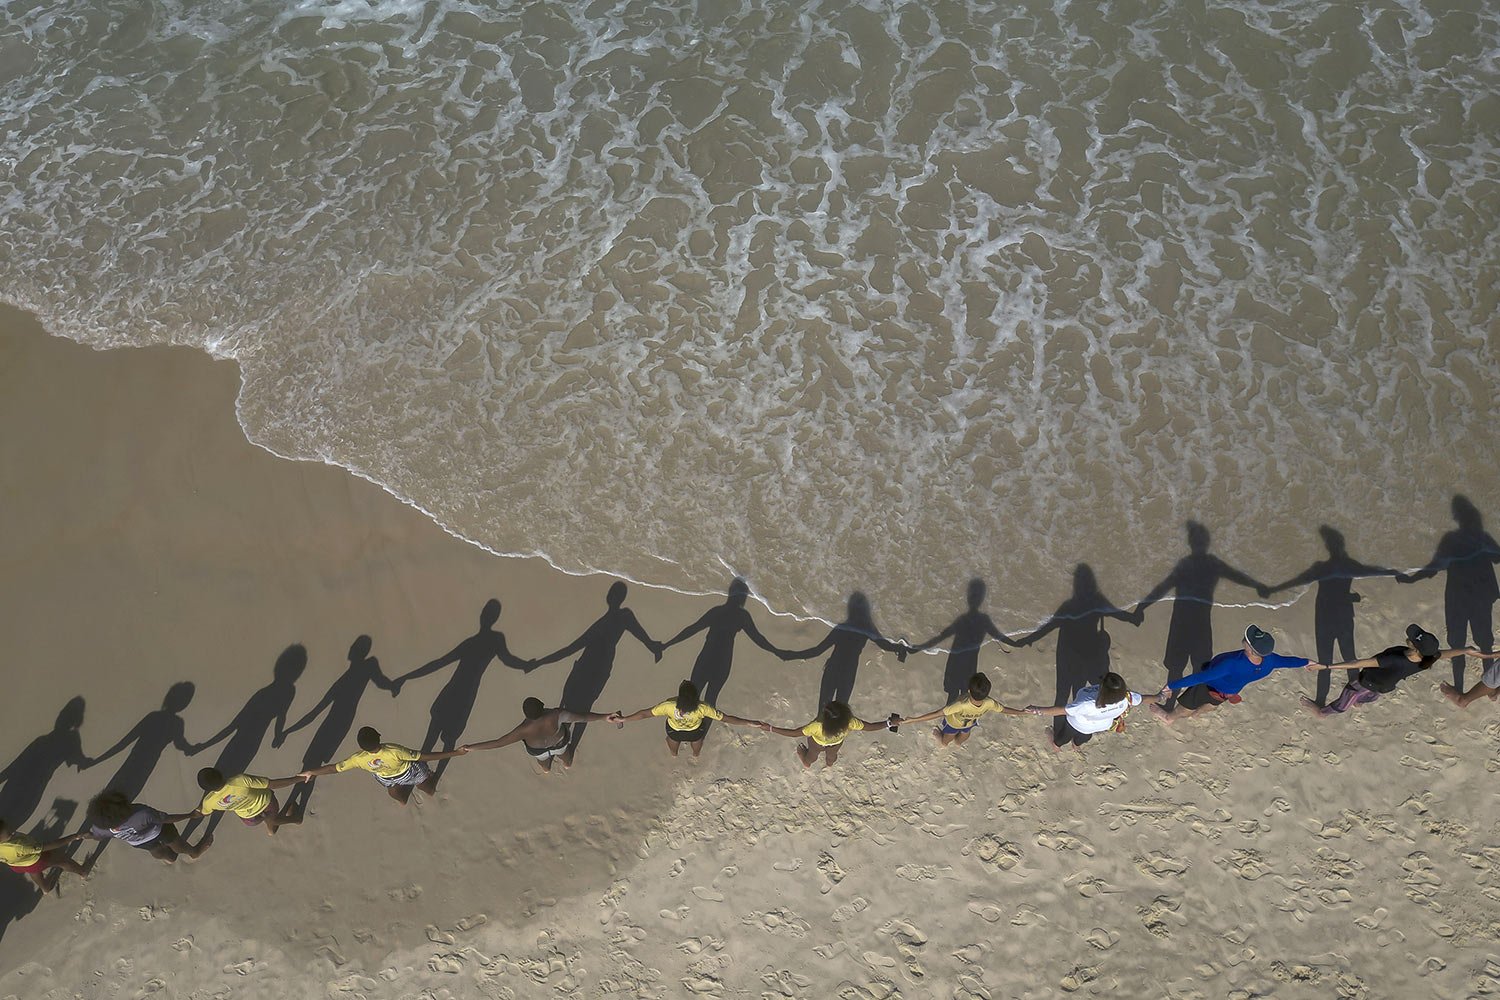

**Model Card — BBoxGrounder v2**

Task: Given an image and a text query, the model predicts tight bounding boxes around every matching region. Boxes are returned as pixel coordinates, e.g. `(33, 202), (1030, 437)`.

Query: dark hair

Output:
(522, 697), (546, 719)
(968, 673), (992, 700)
(356, 726), (381, 752)
(196, 767), (225, 791)
(675, 680), (700, 713)
(89, 790), (134, 828)
(1096, 673), (1129, 707)
(819, 701), (853, 738)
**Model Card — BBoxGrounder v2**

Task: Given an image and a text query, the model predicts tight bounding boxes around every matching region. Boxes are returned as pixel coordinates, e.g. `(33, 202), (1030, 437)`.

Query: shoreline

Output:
(2, 306), (1497, 997)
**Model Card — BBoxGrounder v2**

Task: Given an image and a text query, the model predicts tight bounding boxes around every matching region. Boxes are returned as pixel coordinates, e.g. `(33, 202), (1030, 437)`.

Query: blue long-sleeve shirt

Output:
(1166, 648), (1310, 696)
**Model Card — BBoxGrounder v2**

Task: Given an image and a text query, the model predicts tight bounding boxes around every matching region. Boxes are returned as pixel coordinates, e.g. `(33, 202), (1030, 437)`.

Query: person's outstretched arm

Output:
(983, 617), (1018, 646)
(763, 721), (809, 737)
(393, 644), (464, 687)
(1133, 566), (1180, 618)
(370, 659), (400, 693)
(531, 631), (591, 669)
(418, 747), (470, 762)
(282, 685), (337, 741)
(1024, 705), (1068, 717)
(89, 720), (146, 768)
(1214, 557), (1269, 597)
(854, 715), (900, 732)
(1318, 657), (1380, 672)
(742, 616), (794, 658)
(719, 713), (766, 728)
(298, 763), (342, 779)
(189, 715), (239, 755)
(606, 708), (656, 724)
(461, 721), (530, 752)
(266, 774), (307, 790)
(902, 703), (954, 725)
(623, 611), (664, 661)
(161, 810), (199, 824)
(661, 611), (714, 652)
(778, 631), (837, 661)
(907, 622), (957, 654)
(39, 832), (88, 852)
(559, 709), (615, 724)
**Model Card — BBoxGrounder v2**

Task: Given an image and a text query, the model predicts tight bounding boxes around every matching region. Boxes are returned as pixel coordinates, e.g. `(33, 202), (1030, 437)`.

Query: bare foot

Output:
(1298, 696), (1329, 717)
(1148, 703), (1174, 726)
(560, 748), (576, 770)
(1045, 729), (1063, 753)
(1440, 682), (1462, 706)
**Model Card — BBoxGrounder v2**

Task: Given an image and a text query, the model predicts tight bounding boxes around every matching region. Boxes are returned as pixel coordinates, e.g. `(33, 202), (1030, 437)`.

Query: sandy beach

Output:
(2, 307), (1498, 998)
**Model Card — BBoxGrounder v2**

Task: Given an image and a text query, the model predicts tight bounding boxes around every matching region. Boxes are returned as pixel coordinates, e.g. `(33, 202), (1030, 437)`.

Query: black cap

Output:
(1245, 624), (1275, 656)
(1406, 624), (1440, 658)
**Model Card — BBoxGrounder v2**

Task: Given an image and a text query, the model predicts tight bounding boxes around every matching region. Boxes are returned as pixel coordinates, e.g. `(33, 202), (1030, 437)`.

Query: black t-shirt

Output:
(1357, 646), (1432, 694)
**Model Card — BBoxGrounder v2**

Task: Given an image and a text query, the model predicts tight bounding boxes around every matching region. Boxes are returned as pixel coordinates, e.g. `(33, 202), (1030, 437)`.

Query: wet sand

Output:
(2, 309), (1498, 997)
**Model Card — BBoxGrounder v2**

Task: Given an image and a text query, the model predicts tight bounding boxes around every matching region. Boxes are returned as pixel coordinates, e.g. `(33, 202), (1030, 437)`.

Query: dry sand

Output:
(1, 307), (1498, 998)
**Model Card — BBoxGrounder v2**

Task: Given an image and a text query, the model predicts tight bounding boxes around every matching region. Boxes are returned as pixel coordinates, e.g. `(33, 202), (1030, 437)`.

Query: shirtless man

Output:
(459, 698), (614, 772)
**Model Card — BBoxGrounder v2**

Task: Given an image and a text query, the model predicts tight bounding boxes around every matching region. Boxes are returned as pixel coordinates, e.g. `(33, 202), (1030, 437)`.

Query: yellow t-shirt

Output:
(199, 773), (273, 819)
(802, 718), (866, 746)
(334, 743), (421, 779)
(650, 700), (725, 731)
(942, 697), (1003, 730)
(0, 835), (43, 868)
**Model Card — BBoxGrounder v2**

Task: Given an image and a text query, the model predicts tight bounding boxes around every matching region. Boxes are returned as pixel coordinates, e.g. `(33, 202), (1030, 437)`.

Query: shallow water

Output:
(3, 0), (1498, 629)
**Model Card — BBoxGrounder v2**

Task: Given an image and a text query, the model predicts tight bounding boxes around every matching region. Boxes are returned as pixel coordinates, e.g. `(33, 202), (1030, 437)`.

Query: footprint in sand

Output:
(1093, 764), (1127, 789)
(742, 908), (810, 937)
(660, 905), (690, 921)
(773, 858), (802, 873)
(668, 858), (686, 878)
(816, 853), (846, 894)
(832, 897), (870, 923)
(425, 925), (456, 945)
(1134, 851), (1188, 879)
(962, 833), (1022, 873)
(895, 862), (950, 882)
(1059, 966), (1100, 992)
(966, 901), (1004, 924)
(1036, 830), (1096, 856)
(1084, 927), (1119, 951)
(1138, 896), (1186, 938)
(676, 936), (724, 955)
(691, 886), (726, 902)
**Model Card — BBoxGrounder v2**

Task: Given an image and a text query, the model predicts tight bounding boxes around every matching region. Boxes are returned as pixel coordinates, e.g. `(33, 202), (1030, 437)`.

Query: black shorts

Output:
(665, 721), (708, 742)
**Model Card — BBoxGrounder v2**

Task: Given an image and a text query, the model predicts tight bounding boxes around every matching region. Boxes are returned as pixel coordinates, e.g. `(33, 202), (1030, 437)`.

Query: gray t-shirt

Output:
(91, 805), (165, 846)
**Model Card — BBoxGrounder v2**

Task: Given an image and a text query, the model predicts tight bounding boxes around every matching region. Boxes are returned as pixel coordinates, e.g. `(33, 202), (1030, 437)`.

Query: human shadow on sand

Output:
(182, 645), (305, 839)
(909, 579), (1016, 702)
(1398, 495), (1499, 687)
(532, 581), (661, 765)
(281, 636), (398, 816)
(396, 600), (532, 783)
(84, 682), (200, 863)
(660, 578), (791, 735)
(781, 592), (906, 709)
(1134, 521), (1268, 707)
(1268, 527), (1396, 706)
(1017, 565), (1138, 747)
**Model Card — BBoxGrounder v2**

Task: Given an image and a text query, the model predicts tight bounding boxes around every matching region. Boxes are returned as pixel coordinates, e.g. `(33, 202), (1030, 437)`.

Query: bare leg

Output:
(932, 726), (953, 746)
(667, 736), (680, 757)
(535, 756), (554, 774)
(1442, 682), (1498, 708)
(795, 743), (816, 769)
(170, 834), (212, 861)
(559, 746), (576, 769)
(823, 744), (841, 769)
(689, 739), (703, 758)
(389, 785), (413, 805)
(953, 730), (971, 748)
